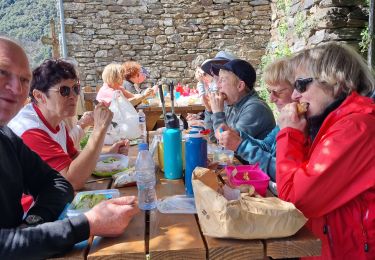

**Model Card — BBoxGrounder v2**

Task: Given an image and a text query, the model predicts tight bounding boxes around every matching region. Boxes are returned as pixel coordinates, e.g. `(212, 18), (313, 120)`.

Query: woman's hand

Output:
(202, 94), (212, 112)
(216, 124), (242, 151)
(208, 92), (225, 113)
(109, 139), (130, 155)
(93, 102), (113, 132)
(143, 87), (154, 98)
(278, 102), (307, 132)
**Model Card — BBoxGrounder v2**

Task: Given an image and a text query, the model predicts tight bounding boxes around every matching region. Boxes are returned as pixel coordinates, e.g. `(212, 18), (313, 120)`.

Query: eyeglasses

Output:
(50, 84), (81, 97)
(294, 78), (314, 93)
(266, 87), (289, 98)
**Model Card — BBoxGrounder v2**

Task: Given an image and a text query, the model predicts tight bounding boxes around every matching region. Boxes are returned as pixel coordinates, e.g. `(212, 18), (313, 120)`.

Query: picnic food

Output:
(72, 193), (107, 210)
(243, 171), (250, 181)
(296, 102), (308, 115)
(93, 154), (129, 177)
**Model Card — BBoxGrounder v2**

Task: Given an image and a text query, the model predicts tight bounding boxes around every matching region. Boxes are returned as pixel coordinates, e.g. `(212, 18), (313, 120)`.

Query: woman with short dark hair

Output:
(8, 59), (129, 190)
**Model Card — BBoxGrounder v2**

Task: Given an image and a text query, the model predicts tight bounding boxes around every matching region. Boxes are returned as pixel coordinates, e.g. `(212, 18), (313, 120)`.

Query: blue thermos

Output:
(163, 113), (183, 179)
(185, 131), (207, 196)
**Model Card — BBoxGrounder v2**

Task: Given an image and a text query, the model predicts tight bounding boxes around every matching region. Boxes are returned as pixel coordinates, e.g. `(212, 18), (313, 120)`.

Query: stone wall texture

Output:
(63, 0), (367, 87)
(269, 0), (368, 53)
(63, 0), (272, 87)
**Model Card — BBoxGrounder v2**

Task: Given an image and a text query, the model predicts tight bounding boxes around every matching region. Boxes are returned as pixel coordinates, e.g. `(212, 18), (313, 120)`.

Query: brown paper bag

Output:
(192, 167), (307, 239)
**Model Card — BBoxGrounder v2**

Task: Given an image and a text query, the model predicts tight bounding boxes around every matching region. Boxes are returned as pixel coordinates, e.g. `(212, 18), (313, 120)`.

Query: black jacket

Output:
(0, 126), (89, 259)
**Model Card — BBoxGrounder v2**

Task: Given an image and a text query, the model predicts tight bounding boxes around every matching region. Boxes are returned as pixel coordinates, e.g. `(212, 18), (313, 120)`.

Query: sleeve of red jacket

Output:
(276, 116), (375, 218)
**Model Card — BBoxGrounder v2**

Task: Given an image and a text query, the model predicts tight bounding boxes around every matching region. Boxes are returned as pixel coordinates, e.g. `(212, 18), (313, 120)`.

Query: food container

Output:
(67, 189), (120, 217)
(213, 148), (234, 166)
(93, 154), (129, 177)
(225, 164), (270, 197)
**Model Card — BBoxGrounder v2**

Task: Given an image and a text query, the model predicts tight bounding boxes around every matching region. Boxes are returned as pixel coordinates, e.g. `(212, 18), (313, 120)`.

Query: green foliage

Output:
(278, 18), (288, 38)
(294, 12), (305, 38)
(359, 25), (370, 53)
(0, 0), (57, 68)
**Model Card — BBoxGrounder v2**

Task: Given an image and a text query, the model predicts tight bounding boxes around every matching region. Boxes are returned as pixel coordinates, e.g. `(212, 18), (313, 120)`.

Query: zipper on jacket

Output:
(323, 215), (335, 257)
(360, 205), (369, 253)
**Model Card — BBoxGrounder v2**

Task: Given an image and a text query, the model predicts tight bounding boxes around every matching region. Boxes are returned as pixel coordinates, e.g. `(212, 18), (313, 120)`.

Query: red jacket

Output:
(276, 92), (375, 259)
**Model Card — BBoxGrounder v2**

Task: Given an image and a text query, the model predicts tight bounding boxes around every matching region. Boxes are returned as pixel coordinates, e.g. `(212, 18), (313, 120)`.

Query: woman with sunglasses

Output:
(276, 43), (375, 259)
(8, 59), (129, 191)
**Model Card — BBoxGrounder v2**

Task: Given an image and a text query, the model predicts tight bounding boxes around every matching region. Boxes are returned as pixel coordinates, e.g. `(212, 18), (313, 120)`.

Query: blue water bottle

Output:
(185, 131), (207, 196)
(163, 113), (183, 179)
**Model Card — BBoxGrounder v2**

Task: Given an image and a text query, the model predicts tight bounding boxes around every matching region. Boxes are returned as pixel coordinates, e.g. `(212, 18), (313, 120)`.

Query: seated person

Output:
(8, 59), (129, 190)
(207, 59), (275, 142)
(96, 63), (152, 106)
(276, 42), (375, 259)
(187, 51), (237, 131)
(216, 57), (294, 187)
(0, 36), (138, 259)
(122, 61), (150, 94)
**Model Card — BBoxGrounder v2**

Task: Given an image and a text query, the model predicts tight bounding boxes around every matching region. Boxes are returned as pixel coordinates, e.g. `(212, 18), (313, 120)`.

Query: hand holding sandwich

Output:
(278, 102), (307, 132)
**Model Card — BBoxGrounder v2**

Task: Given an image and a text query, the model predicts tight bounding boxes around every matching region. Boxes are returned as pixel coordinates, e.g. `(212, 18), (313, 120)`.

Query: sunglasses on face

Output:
(294, 78), (314, 93)
(50, 84), (81, 97)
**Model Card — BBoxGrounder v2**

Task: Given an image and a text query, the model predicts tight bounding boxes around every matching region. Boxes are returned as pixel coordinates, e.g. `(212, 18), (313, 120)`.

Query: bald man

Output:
(0, 37), (139, 259)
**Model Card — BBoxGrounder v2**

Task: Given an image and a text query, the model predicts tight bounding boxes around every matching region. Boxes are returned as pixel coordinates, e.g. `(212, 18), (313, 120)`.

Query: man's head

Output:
(212, 59), (256, 105)
(263, 57), (294, 111)
(0, 37), (31, 126)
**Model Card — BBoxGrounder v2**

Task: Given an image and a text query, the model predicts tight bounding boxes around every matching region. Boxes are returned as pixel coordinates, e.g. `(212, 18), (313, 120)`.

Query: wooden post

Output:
(368, 0), (375, 68)
(41, 18), (60, 59)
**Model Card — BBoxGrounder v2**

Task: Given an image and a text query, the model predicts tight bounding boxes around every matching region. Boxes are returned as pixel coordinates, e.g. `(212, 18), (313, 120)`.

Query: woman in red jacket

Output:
(276, 42), (375, 259)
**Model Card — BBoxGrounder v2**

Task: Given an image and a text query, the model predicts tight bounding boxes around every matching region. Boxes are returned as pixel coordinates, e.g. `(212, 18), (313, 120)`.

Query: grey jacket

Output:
(205, 89), (275, 142)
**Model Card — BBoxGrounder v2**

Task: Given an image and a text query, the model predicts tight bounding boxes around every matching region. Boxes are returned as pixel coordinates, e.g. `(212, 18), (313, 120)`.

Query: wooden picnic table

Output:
(56, 138), (321, 259)
(138, 104), (205, 131)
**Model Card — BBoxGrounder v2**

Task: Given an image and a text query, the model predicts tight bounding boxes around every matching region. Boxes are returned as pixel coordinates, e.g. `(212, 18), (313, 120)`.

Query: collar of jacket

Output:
(307, 92), (347, 141)
(230, 89), (257, 109)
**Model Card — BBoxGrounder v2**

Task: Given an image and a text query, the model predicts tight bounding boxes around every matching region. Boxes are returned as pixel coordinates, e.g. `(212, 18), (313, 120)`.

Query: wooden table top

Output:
(56, 143), (321, 259)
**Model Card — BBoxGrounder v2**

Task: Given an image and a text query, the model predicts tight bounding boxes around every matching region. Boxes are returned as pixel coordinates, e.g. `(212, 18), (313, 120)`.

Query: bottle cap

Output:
(165, 112), (180, 129)
(187, 131), (202, 138)
(138, 142), (148, 151)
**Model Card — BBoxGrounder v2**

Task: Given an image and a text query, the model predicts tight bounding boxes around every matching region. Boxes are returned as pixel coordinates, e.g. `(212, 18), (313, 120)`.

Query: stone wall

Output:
(63, 0), (272, 87)
(269, 0), (368, 54)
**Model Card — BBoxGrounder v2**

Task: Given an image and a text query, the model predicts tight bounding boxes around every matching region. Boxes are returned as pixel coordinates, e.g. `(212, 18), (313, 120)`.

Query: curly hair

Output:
(122, 61), (141, 81)
(30, 59), (78, 103)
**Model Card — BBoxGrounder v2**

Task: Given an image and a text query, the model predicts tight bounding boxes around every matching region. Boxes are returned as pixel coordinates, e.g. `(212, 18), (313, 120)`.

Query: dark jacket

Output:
(205, 89), (275, 142)
(0, 126), (89, 259)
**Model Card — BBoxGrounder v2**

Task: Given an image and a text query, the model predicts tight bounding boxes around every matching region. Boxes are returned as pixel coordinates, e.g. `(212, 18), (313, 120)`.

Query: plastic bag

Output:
(107, 90), (141, 142)
(112, 167), (136, 188)
(192, 167), (307, 239)
(157, 195), (197, 214)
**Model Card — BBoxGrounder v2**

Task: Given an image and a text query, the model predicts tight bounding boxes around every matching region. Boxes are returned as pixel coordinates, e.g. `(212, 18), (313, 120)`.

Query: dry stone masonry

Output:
(63, 0), (272, 87)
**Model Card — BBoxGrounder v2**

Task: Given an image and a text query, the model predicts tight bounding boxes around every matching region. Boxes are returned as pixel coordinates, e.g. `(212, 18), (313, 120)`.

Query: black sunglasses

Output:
(50, 84), (81, 97)
(294, 78), (314, 93)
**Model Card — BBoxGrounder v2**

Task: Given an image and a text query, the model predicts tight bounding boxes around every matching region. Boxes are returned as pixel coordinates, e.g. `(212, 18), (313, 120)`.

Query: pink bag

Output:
(226, 164), (270, 196)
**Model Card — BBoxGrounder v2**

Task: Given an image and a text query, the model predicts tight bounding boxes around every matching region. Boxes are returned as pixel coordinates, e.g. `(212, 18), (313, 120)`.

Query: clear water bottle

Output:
(135, 143), (157, 210)
(138, 109), (147, 143)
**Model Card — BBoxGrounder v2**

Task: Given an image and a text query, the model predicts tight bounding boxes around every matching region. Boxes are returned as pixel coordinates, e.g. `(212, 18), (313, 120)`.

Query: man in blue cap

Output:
(206, 59), (275, 142)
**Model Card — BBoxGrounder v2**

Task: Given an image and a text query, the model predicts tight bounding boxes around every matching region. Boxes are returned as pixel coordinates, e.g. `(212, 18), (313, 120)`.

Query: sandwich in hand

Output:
(296, 102), (308, 115)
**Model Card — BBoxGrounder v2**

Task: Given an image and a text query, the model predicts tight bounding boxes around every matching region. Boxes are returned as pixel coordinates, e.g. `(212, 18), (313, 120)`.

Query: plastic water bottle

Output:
(185, 131), (207, 196)
(135, 143), (157, 210)
(138, 109), (147, 143)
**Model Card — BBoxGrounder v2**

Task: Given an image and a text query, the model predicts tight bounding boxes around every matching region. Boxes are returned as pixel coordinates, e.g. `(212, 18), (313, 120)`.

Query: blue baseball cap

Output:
(212, 59), (256, 89)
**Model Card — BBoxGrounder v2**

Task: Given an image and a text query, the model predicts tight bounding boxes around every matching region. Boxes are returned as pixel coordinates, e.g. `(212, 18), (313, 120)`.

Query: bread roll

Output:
(296, 102), (308, 115)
